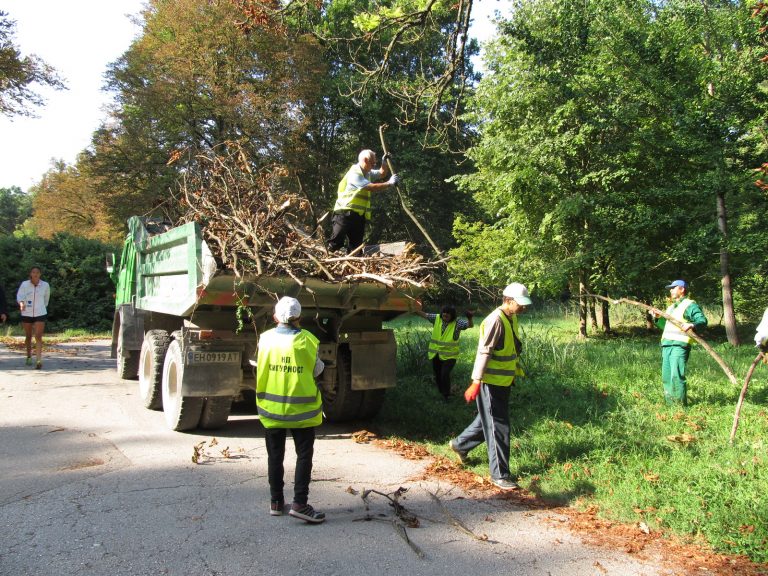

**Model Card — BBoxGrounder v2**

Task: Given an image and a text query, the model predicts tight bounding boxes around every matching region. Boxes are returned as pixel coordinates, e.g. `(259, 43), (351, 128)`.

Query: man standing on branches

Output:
(651, 280), (708, 406)
(327, 149), (400, 253)
(448, 283), (531, 491)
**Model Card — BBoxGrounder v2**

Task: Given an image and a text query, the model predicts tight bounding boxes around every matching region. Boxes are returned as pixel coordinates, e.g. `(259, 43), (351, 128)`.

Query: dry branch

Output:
(172, 142), (439, 289)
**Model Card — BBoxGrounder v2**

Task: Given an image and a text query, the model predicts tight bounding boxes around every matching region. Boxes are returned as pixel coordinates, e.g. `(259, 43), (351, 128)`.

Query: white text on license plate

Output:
(186, 351), (240, 364)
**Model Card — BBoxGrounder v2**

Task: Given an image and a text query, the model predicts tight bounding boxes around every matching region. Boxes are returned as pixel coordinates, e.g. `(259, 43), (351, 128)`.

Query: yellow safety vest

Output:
(428, 317), (459, 360)
(482, 308), (522, 387)
(256, 328), (322, 428)
(334, 164), (372, 220)
(661, 298), (694, 345)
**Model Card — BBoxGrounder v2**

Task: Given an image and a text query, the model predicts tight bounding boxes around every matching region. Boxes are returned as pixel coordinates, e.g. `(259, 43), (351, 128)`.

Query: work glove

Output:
(756, 333), (768, 352)
(464, 381), (481, 403)
(381, 153), (392, 165)
(387, 174), (400, 187)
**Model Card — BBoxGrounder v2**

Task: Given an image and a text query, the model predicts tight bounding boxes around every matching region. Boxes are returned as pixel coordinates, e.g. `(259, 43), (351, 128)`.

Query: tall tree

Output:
(0, 10), (64, 117)
(0, 185), (32, 234)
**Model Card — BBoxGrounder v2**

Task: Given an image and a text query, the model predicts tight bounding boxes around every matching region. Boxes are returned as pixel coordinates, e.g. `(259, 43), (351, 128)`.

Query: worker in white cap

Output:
(255, 296), (326, 523)
(448, 282), (531, 491)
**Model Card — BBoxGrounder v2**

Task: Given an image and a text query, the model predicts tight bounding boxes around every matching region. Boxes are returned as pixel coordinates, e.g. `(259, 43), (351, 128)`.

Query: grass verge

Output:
(379, 305), (768, 564)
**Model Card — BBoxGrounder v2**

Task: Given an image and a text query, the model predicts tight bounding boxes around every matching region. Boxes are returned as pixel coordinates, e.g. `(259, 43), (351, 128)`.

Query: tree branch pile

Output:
(172, 143), (440, 289)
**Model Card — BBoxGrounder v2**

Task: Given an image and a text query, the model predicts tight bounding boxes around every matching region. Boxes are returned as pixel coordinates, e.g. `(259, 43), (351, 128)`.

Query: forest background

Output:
(1, 0), (768, 338)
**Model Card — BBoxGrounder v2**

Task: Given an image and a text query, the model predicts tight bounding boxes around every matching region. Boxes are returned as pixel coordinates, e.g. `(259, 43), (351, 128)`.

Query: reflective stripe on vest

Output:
(661, 298), (694, 345)
(427, 317), (459, 360)
(334, 164), (372, 220)
(482, 308), (520, 387)
(256, 329), (322, 428)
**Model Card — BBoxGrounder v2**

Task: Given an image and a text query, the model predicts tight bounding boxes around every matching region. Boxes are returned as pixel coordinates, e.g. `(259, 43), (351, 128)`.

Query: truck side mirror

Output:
(105, 253), (115, 274)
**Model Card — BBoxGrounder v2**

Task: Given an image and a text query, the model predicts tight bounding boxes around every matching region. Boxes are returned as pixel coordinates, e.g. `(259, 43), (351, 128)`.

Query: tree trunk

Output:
(578, 271), (588, 338)
(600, 293), (611, 334)
(589, 297), (598, 331)
(717, 189), (740, 345)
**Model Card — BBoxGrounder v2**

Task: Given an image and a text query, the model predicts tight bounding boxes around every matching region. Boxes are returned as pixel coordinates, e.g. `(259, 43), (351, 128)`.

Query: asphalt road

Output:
(0, 340), (675, 576)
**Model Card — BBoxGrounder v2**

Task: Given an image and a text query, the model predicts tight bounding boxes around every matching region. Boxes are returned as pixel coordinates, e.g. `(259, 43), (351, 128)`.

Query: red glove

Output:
(464, 381), (481, 403)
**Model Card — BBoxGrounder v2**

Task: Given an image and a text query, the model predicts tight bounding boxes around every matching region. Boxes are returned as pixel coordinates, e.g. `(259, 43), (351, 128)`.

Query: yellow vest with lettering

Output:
(482, 308), (522, 387)
(256, 328), (322, 428)
(428, 317), (459, 360)
(661, 298), (694, 345)
(334, 164), (372, 220)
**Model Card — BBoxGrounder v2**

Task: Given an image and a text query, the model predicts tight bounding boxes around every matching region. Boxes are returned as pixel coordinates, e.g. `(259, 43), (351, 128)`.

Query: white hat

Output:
(274, 296), (301, 323)
(502, 282), (532, 305)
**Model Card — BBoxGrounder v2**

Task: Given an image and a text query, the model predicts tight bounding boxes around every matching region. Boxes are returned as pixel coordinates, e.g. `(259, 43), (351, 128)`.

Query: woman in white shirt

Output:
(17, 266), (50, 369)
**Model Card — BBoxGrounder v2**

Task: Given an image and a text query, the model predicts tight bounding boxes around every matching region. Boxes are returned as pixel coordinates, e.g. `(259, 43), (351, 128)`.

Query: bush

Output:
(0, 233), (118, 332)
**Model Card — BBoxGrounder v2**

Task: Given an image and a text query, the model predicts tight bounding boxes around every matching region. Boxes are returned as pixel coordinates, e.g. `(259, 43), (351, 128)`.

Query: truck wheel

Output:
(321, 346), (363, 422)
(138, 330), (170, 410)
(357, 389), (386, 419)
(161, 339), (203, 431)
(116, 330), (139, 380)
(199, 397), (232, 429)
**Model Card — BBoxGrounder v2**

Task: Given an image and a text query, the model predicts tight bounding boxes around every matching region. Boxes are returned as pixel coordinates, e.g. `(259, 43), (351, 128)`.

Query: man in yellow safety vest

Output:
(414, 305), (474, 399)
(327, 149), (400, 253)
(255, 296), (326, 523)
(448, 283), (531, 491)
(651, 279), (707, 406)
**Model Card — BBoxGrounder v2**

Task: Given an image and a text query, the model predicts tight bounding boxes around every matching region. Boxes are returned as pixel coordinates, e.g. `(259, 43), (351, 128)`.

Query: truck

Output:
(109, 216), (422, 432)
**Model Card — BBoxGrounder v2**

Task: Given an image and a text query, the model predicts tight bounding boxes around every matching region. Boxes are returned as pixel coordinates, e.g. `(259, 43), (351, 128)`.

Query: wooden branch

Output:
(583, 293), (739, 388)
(729, 351), (764, 444)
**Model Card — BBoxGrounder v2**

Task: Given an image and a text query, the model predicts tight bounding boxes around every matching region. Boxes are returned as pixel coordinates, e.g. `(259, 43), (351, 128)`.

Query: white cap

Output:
(502, 282), (532, 305)
(274, 296), (301, 323)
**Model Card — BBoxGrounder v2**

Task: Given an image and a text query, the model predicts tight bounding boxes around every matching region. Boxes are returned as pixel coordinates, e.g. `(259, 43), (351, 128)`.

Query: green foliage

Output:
(0, 10), (65, 117)
(0, 186), (32, 235)
(380, 306), (768, 563)
(0, 234), (117, 331)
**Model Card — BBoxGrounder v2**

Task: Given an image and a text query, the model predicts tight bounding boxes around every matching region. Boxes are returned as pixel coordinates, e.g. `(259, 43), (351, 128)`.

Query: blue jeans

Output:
(454, 383), (512, 480)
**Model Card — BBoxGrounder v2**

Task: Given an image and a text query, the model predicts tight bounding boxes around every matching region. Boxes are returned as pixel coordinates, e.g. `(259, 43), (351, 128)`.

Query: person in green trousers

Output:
(651, 280), (707, 406)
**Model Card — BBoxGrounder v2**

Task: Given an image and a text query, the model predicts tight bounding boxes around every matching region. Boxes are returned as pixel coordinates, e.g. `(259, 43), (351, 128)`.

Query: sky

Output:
(0, 0), (507, 193)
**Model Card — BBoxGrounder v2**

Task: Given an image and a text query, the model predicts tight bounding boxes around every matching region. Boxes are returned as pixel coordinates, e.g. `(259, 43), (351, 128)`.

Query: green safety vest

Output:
(256, 328), (322, 429)
(661, 298), (694, 345)
(334, 164), (372, 220)
(428, 317), (460, 360)
(482, 308), (522, 387)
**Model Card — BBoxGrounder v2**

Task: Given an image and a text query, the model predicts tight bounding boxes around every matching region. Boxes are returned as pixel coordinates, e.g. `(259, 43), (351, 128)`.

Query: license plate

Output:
(186, 351), (241, 364)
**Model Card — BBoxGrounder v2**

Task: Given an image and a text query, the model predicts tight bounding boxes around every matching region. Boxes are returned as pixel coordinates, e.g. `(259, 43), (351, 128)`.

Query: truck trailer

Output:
(109, 216), (421, 431)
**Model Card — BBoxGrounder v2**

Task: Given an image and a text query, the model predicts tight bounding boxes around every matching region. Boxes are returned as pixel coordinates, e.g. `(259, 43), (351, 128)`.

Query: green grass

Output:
(381, 305), (768, 564)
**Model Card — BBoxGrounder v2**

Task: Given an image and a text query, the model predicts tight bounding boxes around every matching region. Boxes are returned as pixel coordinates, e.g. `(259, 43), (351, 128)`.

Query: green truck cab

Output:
(109, 216), (420, 431)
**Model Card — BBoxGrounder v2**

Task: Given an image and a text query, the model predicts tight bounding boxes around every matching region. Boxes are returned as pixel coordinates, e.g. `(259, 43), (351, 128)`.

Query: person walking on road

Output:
(448, 283), (531, 491)
(651, 279), (707, 406)
(413, 305), (474, 399)
(255, 296), (326, 524)
(17, 266), (50, 369)
(327, 149), (400, 253)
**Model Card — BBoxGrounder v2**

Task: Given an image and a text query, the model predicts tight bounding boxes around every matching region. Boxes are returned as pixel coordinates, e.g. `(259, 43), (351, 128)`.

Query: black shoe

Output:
(270, 500), (285, 516)
(449, 439), (469, 465)
(289, 503), (325, 524)
(491, 477), (520, 491)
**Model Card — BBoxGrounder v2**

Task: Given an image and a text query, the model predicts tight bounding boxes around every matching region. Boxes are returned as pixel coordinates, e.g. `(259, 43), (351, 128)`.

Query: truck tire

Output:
(321, 346), (363, 422)
(138, 330), (170, 410)
(357, 389), (386, 419)
(199, 397), (232, 429)
(116, 329), (139, 380)
(161, 339), (203, 431)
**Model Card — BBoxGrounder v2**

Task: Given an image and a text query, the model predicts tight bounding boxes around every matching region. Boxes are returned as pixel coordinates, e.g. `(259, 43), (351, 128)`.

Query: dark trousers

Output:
(454, 383), (512, 481)
(328, 211), (366, 252)
(432, 356), (456, 398)
(264, 427), (315, 505)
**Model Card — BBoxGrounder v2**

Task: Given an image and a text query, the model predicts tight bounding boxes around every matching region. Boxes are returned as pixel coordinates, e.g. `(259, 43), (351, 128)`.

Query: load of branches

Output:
(171, 142), (440, 289)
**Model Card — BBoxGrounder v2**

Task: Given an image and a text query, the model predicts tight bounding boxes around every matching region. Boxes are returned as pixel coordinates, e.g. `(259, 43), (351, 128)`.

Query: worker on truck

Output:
(327, 149), (400, 253)
(255, 296), (326, 524)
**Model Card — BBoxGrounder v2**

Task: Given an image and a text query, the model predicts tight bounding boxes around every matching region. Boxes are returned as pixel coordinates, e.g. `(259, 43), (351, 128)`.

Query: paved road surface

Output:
(0, 340), (675, 576)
